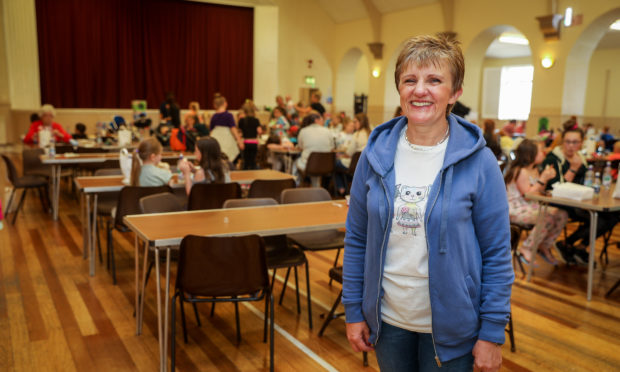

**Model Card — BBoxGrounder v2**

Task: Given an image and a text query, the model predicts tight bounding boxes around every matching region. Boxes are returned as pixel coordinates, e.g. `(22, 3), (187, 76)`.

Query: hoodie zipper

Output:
(425, 169), (444, 367)
(374, 176), (392, 345)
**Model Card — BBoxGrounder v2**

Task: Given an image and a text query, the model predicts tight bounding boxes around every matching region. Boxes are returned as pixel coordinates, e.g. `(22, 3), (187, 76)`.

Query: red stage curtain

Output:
(35, 0), (253, 109)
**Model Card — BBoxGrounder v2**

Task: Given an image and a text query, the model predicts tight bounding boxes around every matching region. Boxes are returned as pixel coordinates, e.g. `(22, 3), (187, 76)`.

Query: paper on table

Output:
(551, 182), (594, 201)
(613, 183), (620, 199)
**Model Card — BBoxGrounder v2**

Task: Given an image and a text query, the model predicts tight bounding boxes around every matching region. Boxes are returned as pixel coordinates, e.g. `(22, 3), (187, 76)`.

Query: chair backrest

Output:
(223, 198), (278, 209)
(280, 187), (331, 204)
(77, 147), (107, 154)
(176, 235), (269, 297)
(139, 192), (184, 214)
(248, 178), (296, 201)
(22, 148), (48, 174)
(187, 182), (241, 211)
(305, 152), (335, 176)
(1, 154), (19, 184)
(94, 168), (122, 176)
(114, 185), (172, 230)
(348, 151), (362, 175)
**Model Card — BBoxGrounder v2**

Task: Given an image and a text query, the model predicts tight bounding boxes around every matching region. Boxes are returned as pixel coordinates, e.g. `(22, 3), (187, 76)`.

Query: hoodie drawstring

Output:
(439, 166), (453, 254)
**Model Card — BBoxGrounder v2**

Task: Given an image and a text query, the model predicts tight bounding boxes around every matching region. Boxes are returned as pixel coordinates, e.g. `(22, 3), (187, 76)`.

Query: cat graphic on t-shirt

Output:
(394, 184), (429, 236)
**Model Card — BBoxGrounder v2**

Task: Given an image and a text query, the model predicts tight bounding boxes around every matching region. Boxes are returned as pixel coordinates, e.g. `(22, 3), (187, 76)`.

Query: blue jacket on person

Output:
(342, 113), (514, 363)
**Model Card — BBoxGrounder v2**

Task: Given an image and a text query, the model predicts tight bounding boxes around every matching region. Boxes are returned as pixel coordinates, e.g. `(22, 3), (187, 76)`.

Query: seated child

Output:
(130, 137), (174, 187)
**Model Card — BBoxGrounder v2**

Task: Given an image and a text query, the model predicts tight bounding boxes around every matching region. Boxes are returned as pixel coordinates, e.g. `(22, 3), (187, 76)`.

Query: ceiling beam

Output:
(439, 0), (454, 32)
(362, 0), (383, 59)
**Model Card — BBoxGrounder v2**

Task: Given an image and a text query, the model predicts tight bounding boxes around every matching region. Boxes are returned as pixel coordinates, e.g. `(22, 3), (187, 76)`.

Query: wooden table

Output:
(525, 185), (620, 301)
(41, 152), (193, 220)
(123, 200), (348, 372)
(74, 169), (294, 276)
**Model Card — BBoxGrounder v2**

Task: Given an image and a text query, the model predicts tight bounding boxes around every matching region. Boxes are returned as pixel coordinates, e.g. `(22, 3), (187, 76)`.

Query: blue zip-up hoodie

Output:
(343, 113), (514, 363)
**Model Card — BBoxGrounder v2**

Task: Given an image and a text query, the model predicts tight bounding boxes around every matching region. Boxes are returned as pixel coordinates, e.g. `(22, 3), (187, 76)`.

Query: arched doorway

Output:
(335, 48), (369, 117)
(562, 7), (620, 116)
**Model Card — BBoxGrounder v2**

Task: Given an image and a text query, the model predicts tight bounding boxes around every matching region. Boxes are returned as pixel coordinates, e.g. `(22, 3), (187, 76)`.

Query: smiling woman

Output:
(343, 33), (514, 372)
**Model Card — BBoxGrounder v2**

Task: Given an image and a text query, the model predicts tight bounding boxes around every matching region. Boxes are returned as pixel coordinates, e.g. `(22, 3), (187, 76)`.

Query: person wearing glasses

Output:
(542, 125), (620, 265)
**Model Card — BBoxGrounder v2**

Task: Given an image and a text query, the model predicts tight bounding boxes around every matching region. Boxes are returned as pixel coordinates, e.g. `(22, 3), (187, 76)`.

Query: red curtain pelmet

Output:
(35, 0), (253, 109)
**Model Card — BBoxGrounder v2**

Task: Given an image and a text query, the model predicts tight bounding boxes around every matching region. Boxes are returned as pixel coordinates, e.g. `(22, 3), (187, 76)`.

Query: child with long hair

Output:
(178, 137), (231, 195)
(130, 137), (173, 187)
(505, 139), (568, 265)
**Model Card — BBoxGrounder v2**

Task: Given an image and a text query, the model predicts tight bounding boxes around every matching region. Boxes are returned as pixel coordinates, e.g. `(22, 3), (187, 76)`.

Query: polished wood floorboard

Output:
(1, 150), (620, 371)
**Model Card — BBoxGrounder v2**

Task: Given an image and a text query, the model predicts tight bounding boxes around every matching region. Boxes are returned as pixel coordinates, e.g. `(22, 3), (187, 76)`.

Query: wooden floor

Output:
(1, 148), (620, 371)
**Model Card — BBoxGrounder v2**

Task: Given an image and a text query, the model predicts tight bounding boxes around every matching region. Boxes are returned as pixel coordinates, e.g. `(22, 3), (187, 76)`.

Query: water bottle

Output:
(602, 161), (612, 190)
(593, 172), (601, 198)
(584, 165), (594, 187)
(177, 154), (184, 180)
(49, 136), (56, 158)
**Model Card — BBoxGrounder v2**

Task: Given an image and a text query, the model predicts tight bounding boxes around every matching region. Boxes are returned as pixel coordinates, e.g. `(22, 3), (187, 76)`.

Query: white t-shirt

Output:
(381, 127), (448, 333)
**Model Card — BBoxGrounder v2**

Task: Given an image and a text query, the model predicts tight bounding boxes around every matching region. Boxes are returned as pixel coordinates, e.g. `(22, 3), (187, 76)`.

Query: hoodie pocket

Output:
(433, 275), (479, 345)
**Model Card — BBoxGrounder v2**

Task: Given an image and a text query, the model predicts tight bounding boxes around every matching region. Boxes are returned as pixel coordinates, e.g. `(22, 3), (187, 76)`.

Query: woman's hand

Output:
(540, 164), (556, 183)
(472, 339), (502, 372)
(178, 159), (191, 174)
(345, 321), (374, 352)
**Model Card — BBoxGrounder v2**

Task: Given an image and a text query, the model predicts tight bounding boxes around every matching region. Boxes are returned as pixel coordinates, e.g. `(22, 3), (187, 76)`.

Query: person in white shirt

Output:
(295, 113), (335, 185)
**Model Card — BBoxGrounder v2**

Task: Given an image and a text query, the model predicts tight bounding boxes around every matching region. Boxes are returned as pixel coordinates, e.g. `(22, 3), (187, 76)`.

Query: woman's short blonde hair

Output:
(394, 33), (464, 95)
(40, 104), (56, 117)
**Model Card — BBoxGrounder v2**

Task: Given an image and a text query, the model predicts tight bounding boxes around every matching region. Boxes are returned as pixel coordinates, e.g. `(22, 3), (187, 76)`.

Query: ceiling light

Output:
(498, 33), (529, 45)
(372, 67), (380, 78)
(611, 20), (620, 31)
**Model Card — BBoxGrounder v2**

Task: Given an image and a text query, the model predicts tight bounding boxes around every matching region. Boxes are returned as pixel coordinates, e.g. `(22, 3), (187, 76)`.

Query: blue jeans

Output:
(375, 322), (474, 372)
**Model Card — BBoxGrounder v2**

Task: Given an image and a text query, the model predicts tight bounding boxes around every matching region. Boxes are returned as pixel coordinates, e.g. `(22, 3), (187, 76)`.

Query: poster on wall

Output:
(132, 100), (147, 120)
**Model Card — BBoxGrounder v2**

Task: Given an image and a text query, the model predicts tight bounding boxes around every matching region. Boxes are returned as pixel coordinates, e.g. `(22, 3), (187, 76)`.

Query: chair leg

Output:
(294, 266), (301, 314)
(234, 300), (241, 345)
(210, 299), (216, 317)
(37, 187), (47, 213)
(507, 312), (516, 352)
(263, 292), (269, 343)
(12, 188), (28, 224)
(606, 279), (620, 298)
(318, 291), (342, 337)
(106, 220), (112, 270)
(192, 302), (201, 326)
(329, 249), (342, 286)
(269, 293), (274, 372)
(270, 269), (277, 293)
(171, 292), (178, 371)
(305, 261), (313, 329)
(363, 351), (368, 366)
(110, 233), (117, 285)
(279, 267), (292, 305)
(180, 297), (188, 344)
(5, 188), (15, 221)
(96, 217), (103, 264)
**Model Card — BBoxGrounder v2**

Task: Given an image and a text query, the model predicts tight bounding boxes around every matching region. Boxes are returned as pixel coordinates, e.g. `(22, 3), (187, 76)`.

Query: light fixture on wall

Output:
(372, 67), (381, 78)
(541, 56), (555, 69)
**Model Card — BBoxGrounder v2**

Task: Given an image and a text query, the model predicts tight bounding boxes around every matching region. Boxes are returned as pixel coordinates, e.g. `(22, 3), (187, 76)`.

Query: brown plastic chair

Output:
(281, 187), (345, 286)
(171, 235), (273, 372)
(22, 147), (72, 179)
(187, 182), (241, 211)
(248, 178), (296, 201)
(301, 152), (335, 191)
(223, 198), (312, 328)
(2, 154), (49, 224)
(318, 266), (368, 366)
(106, 185), (172, 284)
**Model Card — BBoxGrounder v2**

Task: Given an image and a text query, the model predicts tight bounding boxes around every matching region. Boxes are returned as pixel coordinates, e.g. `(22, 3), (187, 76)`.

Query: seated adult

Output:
(543, 127), (619, 264)
(23, 104), (72, 145)
(295, 113), (334, 176)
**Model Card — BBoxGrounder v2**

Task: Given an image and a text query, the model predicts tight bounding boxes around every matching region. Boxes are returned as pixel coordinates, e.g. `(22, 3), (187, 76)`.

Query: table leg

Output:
(155, 248), (165, 372)
(587, 211), (598, 301)
(139, 240), (150, 335)
(81, 192), (88, 259)
(85, 194), (92, 264)
(51, 164), (61, 220)
(527, 203), (548, 282)
(89, 194), (97, 276)
(163, 248), (171, 372)
(135, 235), (140, 335)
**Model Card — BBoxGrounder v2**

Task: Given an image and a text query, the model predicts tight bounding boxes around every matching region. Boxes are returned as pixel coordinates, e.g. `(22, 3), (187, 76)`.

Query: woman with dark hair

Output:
(159, 92), (181, 128)
(178, 137), (231, 195)
(483, 119), (502, 158)
(505, 139), (567, 264)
